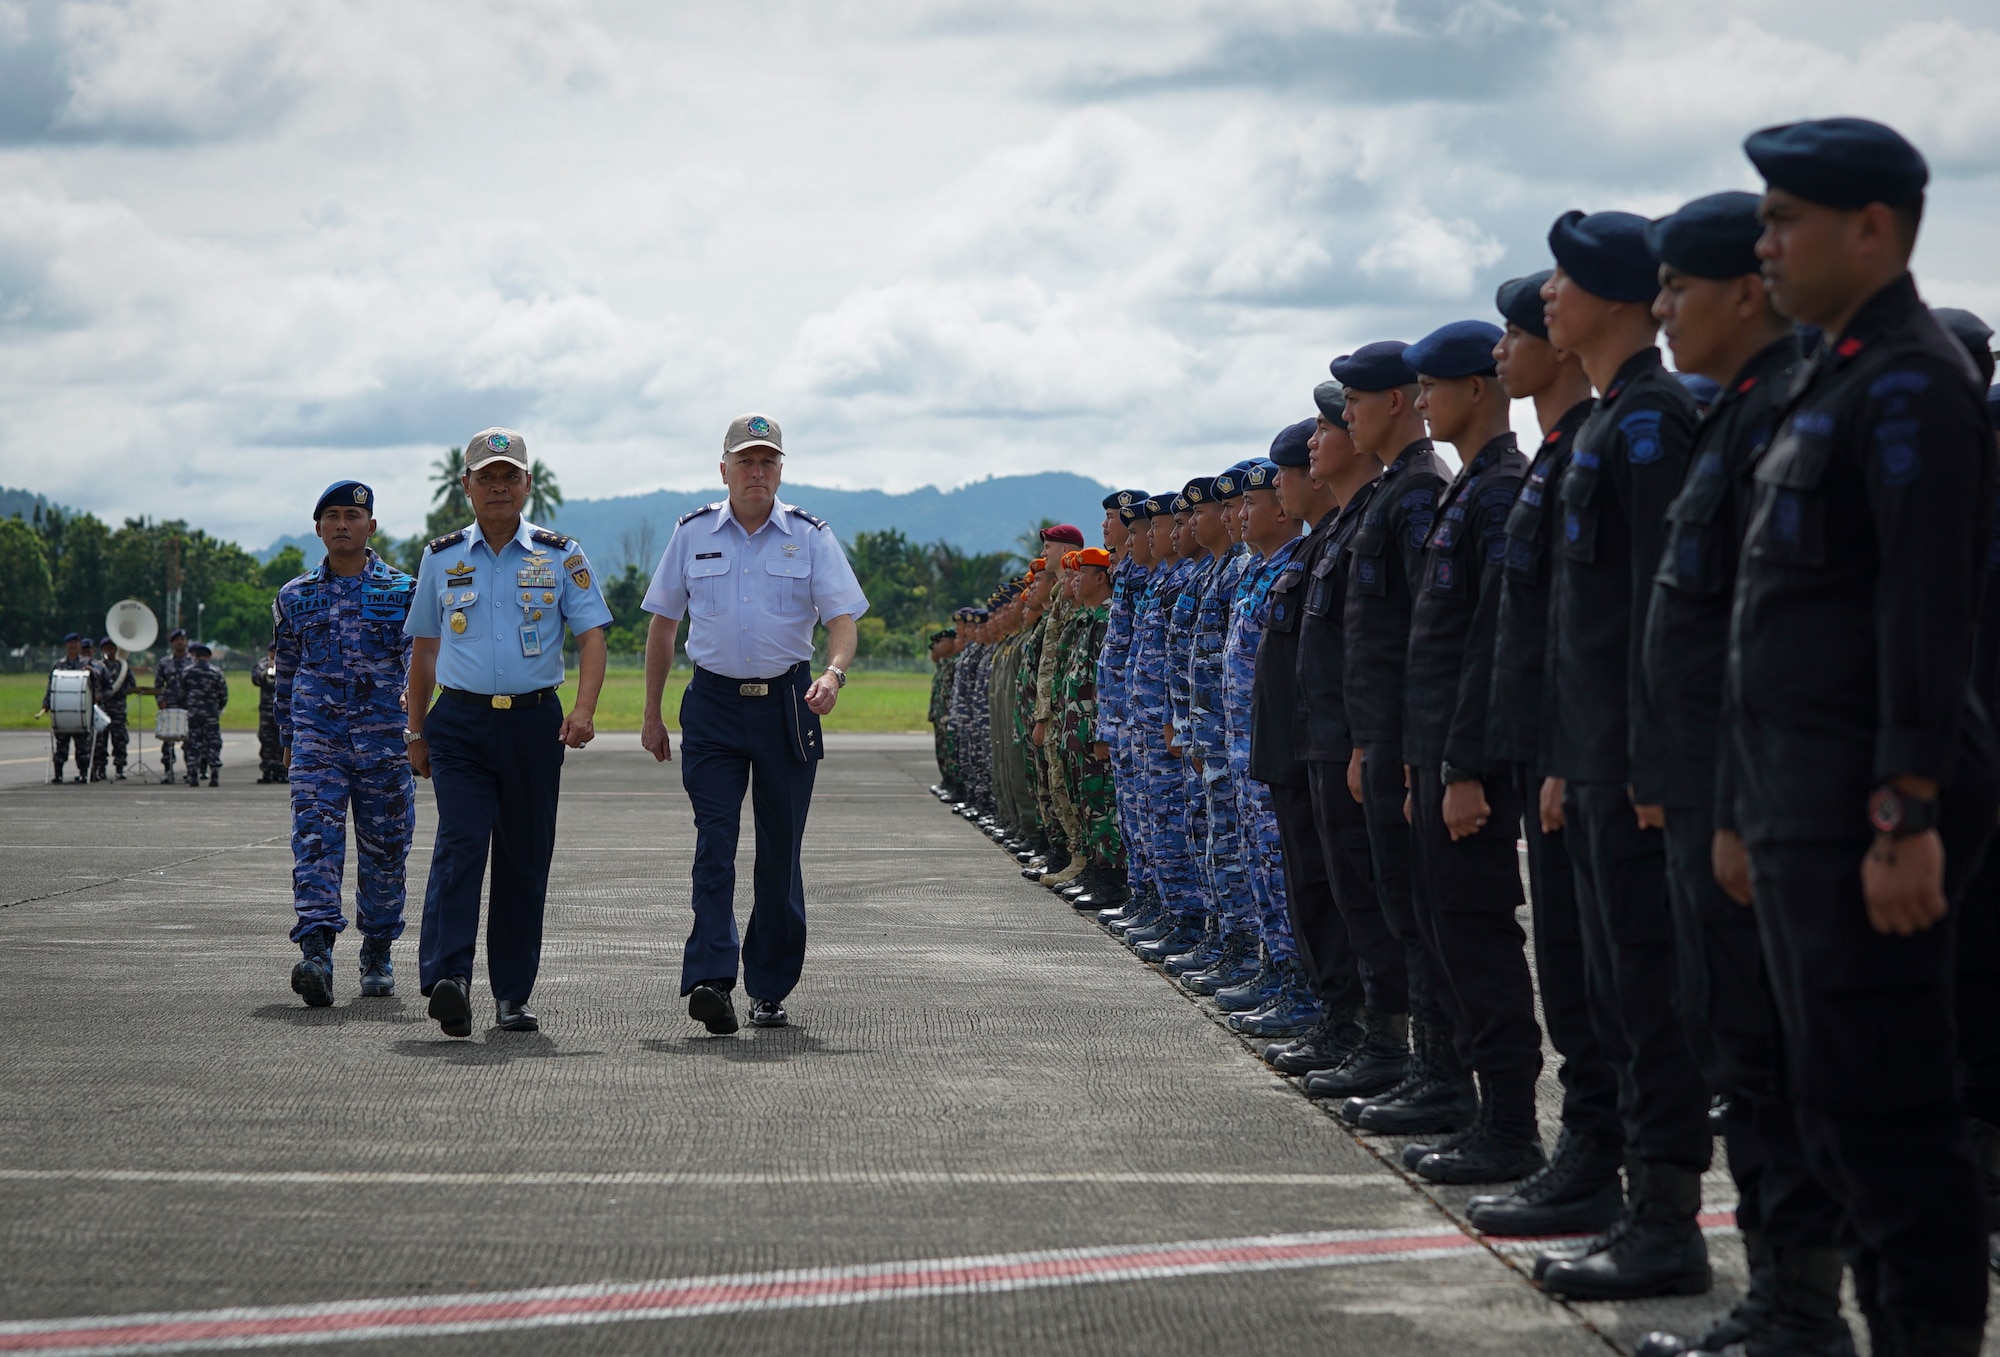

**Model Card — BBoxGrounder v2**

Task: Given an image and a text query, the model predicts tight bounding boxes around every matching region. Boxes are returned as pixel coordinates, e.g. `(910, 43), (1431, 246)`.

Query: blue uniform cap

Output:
(1180, 476), (1217, 506)
(1405, 320), (1503, 379)
(1495, 271), (1553, 338)
(1934, 307), (1997, 389)
(1243, 459), (1279, 489)
(1269, 418), (1314, 468)
(1645, 191), (1764, 280)
(1312, 380), (1346, 421)
(314, 479), (375, 520)
(1677, 372), (1723, 409)
(1328, 341), (1417, 392)
(167, 628), (186, 641)
(1744, 117), (1928, 210)
(1549, 210), (1659, 304)
(189, 641), (212, 656)
(62, 631), (79, 643)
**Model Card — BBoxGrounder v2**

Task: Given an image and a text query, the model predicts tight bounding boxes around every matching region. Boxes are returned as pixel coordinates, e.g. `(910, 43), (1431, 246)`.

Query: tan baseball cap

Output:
(464, 427), (530, 472)
(724, 413), (783, 456)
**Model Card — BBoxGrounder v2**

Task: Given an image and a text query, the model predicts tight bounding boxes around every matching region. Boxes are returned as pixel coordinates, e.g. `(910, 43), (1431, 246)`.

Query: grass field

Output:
(0, 668), (936, 733)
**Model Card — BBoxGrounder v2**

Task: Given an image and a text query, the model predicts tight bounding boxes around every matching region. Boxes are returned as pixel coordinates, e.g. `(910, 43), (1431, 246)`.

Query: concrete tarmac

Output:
(0, 733), (1973, 1354)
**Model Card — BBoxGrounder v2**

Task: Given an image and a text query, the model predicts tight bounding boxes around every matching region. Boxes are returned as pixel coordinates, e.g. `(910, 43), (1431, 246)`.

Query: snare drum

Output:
(47, 670), (93, 734)
(155, 708), (189, 741)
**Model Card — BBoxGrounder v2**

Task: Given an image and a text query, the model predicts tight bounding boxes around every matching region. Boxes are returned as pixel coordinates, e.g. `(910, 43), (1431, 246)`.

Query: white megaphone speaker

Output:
(105, 599), (160, 653)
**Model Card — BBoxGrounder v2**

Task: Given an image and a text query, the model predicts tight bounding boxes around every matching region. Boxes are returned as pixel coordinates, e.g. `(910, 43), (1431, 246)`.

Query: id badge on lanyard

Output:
(518, 555), (557, 657)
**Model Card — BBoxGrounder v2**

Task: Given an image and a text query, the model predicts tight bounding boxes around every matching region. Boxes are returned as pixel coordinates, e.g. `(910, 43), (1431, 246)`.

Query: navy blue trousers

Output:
(678, 666), (818, 1002)
(417, 693), (564, 1004)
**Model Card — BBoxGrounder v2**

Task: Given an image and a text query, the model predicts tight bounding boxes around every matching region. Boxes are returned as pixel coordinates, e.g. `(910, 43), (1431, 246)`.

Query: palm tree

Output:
(430, 447), (469, 519)
(527, 459), (564, 523)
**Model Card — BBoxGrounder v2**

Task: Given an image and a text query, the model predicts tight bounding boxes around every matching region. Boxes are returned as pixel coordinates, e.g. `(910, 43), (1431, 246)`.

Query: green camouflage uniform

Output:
(1055, 601), (1120, 868)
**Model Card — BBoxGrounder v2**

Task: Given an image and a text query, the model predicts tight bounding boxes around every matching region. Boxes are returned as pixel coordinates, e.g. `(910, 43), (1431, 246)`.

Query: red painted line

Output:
(0, 1228), (1483, 1355)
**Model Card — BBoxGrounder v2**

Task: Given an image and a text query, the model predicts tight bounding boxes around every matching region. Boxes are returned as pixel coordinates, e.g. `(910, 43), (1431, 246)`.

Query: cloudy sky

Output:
(5, 0), (2000, 547)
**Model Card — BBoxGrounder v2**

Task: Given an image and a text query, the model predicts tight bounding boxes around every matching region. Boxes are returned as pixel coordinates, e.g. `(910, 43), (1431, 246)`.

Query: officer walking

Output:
(252, 642), (286, 783)
(181, 643), (228, 786)
(405, 428), (612, 1038)
(1719, 118), (1994, 1355)
(44, 632), (97, 784)
(92, 636), (136, 782)
(273, 480), (419, 1008)
(153, 628), (192, 785)
(639, 413), (868, 1036)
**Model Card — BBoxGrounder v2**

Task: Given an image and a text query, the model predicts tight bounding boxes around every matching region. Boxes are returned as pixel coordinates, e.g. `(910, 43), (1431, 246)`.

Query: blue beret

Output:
(1269, 418), (1314, 468)
(1100, 491), (1121, 510)
(1495, 271), (1552, 338)
(62, 631), (79, 643)
(168, 628), (186, 641)
(1934, 308), (1997, 388)
(190, 641), (212, 656)
(1171, 494), (1189, 513)
(1676, 372), (1723, 409)
(79, 637), (95, 648)
(1112, 488), (1147, 511)
(1987, 384), (2000, 426)
(1312, 381), (1346, 421)
(314, 479), (375, 520)
(1243, 459), (1280, 490)
(1549, 210), (1658, 303)
(1212, 469), (1245, 501)
(1405, 320), (1503, 379)
(1117, 500), (1148, 524)
(1328, 340), (1417, 392)
(1181, 476), (1217, 506)
(1744, 117), (1927, 210)
(1645, 192), (1764, 280)
(1143, 495), (1170, 516)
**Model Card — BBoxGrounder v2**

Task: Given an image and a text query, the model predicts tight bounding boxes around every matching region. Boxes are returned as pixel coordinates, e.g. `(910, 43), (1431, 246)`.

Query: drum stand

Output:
(127, 724), (154, 781)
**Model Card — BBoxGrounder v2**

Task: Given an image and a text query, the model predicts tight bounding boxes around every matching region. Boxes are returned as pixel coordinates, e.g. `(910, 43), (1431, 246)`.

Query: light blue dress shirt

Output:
(641, 497), (869, 680)
(405, 518), (614, 695)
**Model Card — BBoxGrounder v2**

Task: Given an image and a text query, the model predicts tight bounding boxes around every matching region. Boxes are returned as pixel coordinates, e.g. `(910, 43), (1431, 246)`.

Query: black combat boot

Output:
(358, 936), (394, 998)
(208, 768), (220, 787)
(290, 928), (335, 1008)
(1354, 1019), (1477, 1135)
(1266, 1008), (1362, 1075)
(1636, 1229), (1777, 1357)
(1182, 930), (1258, 995)
(1539, 1162), (1710, 1300)
(1334, 1013), (1427, 1122)
(1163, 916), (1222, 975)
(1412, 1070), (1546, 1185)
(1468, 1126), (1624, 1237)
(1305, 1009), (1411, 1100)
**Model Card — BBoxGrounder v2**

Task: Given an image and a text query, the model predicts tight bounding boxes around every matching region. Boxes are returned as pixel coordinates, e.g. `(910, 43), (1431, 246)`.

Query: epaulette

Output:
(427, 529), (468, 554)
(530, 528), (572, 550)
(678, 502), (723, 526)
(784, 506), (827, 530)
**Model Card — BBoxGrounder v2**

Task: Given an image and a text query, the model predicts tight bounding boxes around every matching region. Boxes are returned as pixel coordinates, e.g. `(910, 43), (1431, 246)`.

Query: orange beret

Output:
(1076, 547), (1112, 568)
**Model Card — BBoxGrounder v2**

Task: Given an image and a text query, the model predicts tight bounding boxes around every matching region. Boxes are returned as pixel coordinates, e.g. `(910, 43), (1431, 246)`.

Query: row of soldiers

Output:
(929, 117), (2000, 1357)
(42, 627), (228, 784)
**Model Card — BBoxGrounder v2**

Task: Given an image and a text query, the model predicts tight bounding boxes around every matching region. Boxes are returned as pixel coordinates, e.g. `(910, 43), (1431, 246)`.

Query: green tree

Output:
(430, 447), (469, 520)
(0, 515), (55, 645)
(1011, 517), (1058, 572)
(600, 561), (650, 654)
(927, 541), (1011, 613)
(50, 511), (112, 631)
(260, 545), (307, 588)
(527, 458), (563, 523)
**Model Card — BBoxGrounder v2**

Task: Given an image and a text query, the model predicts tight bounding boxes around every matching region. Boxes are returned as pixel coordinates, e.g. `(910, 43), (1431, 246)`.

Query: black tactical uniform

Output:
(1403, 431), (1540, 1166)
(1549, 346), (1707, 1197)
(1726, 272), (1996, 1339)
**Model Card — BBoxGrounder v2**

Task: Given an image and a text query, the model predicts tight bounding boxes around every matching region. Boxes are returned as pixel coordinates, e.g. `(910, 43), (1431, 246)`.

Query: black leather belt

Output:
(693, 663), (805, 698)
(441, 686), (555, 710)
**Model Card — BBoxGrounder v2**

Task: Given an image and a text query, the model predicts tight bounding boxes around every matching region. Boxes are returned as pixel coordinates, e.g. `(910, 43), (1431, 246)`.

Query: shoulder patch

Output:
(785, 506), (828, 530)
(678, 502), (723, 527)
(427, 529), (468, 554)
(1619, 410), (1666, 465)
(529, 528), (572, 550)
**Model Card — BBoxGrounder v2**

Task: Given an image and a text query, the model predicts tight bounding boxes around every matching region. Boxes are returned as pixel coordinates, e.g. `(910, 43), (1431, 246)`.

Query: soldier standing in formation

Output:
(43, 632), (97, 784)
(252, 641), (286, 783)
(180, 642), (228, 786)
(153, 627), (192, 785)
(92, 636), (135, 782)
(928, 115), (1996, 1357)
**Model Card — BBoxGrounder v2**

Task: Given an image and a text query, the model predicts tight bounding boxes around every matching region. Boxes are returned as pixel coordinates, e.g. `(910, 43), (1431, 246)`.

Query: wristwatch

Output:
(402, 727), (426, 745)
(824, 666), (848, 689)
(1868, 785), (1940, 838)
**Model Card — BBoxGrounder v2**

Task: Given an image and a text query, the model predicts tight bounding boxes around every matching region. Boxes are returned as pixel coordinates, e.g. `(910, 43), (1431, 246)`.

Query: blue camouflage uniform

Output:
(181, 653), (229, 779)
(1098, 551), (1146, 896)
(1131, 552), (1202, 919)
(1227, 535), (1303, 964)
(1189, 538), (1252, 932)
(1166, 551), (1215, 916)
(273, 548), (418, 943)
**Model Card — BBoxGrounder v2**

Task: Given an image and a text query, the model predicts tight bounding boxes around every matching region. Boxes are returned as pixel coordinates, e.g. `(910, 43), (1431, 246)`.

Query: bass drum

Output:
(156, 709), (189, 740)
(48, 670), (94, 735)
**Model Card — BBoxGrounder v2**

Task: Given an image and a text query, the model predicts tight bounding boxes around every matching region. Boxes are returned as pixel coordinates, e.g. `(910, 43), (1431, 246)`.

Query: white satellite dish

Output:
(105, 599), (159, 653)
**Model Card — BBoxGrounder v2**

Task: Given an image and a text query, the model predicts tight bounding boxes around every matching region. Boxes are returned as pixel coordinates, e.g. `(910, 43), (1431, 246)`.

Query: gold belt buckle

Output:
(492, 694), (514, 709)
(739, 682), (769, 697)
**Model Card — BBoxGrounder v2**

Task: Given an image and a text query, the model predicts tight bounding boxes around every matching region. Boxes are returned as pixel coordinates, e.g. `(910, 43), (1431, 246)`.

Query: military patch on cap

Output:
(747, 417), (772, 437)
(488, 432), (511, 452)
(354, 487), (369, 504)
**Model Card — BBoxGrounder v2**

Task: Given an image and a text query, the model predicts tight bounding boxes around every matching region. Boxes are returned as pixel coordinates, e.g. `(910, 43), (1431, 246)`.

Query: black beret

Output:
(62, 631), (79, 643)
(189, 641), (212, 656)
(1677, 372), (1723, 409)
(1328, 341), (1417, 392)
(168, 628), (186, 641)
(314, 479), (375, 520)
(1269, 418), (1314, 467)
(1549, 210), (1658, 303)
(1645, 191), (1764, 280)
(1495, 271), (1552, 338)
(1744, 117), (1927, 210)
(1405, 320), (1502, 379)
(1180, 476), (1218, 506)
(1312, 380), (1346, 421)
(1934, 307), (1997, 389)
(942, 627), (957, 639)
